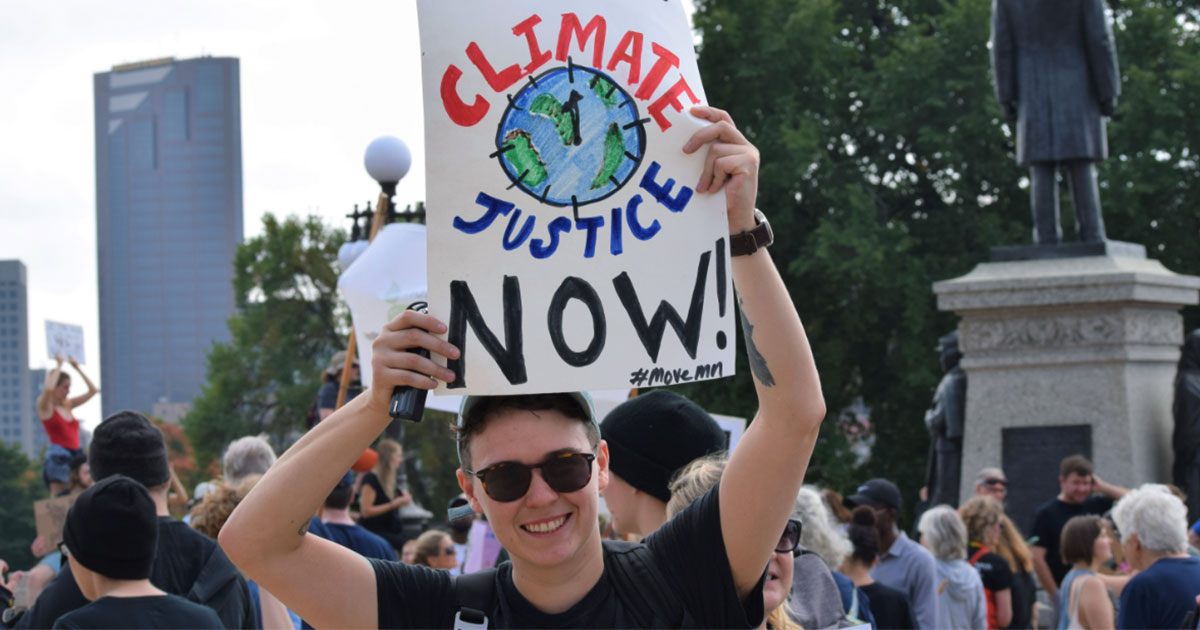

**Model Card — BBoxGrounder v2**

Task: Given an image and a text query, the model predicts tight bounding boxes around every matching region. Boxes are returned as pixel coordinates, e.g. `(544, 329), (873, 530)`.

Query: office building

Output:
(0, 261), (34, 457)
(29, 368), (47, 456)
(94, 56), (243, 418)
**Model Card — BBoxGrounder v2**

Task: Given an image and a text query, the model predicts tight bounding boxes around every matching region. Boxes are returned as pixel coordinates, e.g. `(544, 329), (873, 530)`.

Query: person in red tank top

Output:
(37, 355), (99, 496)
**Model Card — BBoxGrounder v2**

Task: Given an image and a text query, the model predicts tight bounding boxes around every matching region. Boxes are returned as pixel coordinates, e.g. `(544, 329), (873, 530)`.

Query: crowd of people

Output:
(3, 106), (1200, 630)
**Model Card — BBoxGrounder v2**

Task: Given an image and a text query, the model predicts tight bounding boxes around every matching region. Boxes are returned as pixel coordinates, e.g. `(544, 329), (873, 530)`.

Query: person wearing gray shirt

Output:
(846, 479), (940, 629)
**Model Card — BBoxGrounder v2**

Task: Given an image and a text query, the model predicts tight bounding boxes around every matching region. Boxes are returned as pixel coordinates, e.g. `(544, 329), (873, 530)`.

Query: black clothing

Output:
(359, 473), (406, 549)
(1007, 568), (1037, 629)
(1029, 495), (1114, 587)
(52, 595), (223, 630)
(12, 518), (255, 629)
(372, 484), (763, 628)
(1173, 330), (1200, 522)
(861, 581), (916, 630)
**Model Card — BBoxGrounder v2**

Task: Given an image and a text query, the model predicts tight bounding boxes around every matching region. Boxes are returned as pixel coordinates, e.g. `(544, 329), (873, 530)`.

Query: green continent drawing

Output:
(590, 123), (625, 189)
(588, 74), (621, 107)
(502, 130), (549, 187)
(530, 93), (580, 146)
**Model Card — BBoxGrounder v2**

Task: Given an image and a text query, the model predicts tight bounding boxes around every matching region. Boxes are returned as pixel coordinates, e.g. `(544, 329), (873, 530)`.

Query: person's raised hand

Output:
(682, 105), (760, 235)
(54, 354), (63, 367)
(29, 536), (47, 558)
(67, 356), (80, 369)
(369, 310), (459, 413)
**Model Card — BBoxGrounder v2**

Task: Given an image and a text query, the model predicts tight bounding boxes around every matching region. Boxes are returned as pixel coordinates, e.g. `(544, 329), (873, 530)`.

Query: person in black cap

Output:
(52, 475), (222, 629)
(10, 411), (255, 629)
(845, 478), (939, 629)
(601, 390), (727, 538)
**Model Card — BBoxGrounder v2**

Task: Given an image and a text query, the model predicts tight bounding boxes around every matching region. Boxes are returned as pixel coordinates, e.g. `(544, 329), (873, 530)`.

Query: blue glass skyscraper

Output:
(94, 56), (243, 418)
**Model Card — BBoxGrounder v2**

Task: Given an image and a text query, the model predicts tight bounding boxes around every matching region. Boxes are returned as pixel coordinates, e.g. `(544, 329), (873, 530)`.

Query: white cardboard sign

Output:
(418, 0), (736, 395)
(46, 321), (85, 364)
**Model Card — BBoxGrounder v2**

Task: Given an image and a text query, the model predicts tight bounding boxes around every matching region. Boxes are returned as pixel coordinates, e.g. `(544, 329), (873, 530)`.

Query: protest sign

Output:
(418, 0), (735, 395)
(46, 321), (85, 363)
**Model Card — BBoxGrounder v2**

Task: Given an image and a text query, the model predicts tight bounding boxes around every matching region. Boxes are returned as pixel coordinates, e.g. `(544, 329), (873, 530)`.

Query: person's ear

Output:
(456, 469), (484, 514)
(595, 440), (609, 492)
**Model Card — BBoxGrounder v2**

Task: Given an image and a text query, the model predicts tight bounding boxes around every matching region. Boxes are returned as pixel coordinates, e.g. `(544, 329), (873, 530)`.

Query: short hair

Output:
(411, 530), (452, 567)
(456, 394), (597, 471)
(189, 474), (261, 539)
(222, 435), (276, 484)
(1060, 455), (1093, 479)
(666, 453), (727, 518)
(917, 505), (968, 560)
(974, 467), (1006, 488)
(1060, 515), (1104, 566)
(959, 496), (1005, 544)
(792, 486), (852, 570)
(1111, 484), (1188, 555)
(325, 482), (354, 510)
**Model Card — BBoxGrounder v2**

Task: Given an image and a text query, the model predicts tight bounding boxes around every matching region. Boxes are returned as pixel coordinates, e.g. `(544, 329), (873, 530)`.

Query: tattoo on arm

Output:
(738, 298), (776, 387)
(297, 520), (309, 536)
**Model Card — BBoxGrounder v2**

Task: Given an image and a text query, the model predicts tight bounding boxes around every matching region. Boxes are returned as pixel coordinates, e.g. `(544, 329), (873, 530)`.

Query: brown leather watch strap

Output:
(730, 209), (773, 256)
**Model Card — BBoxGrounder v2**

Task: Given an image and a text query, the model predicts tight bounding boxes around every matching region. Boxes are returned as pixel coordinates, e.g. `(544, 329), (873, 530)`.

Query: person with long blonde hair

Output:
(668, 455), (802, 630)
(959, 497), (1013, 629)
(36, 355), (98, 496)
(358, 438), (412, 551)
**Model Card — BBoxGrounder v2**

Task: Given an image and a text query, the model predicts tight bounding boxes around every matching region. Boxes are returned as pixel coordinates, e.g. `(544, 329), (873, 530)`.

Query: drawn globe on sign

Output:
(494, 63), (647, 210)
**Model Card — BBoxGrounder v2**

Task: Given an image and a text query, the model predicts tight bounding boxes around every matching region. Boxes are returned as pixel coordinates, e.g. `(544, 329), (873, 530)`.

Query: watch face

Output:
(494, 63), (647, 210)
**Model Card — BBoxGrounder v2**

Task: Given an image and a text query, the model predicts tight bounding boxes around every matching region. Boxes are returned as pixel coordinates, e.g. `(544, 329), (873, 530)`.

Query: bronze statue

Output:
(990, 0), (1120, 244)
(1173, 330), (1200, 522)
(925, 332), (967, 507)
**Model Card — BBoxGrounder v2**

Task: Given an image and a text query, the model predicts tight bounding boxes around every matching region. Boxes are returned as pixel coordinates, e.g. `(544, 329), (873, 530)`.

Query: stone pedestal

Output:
(933, 255), (1199, 530)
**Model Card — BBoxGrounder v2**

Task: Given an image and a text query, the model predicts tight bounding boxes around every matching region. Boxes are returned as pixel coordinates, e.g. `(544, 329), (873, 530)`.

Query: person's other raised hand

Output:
(683, 105), (760, 235)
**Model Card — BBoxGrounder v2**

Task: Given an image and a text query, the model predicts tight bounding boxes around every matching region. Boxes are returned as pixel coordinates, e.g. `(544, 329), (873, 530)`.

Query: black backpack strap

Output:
(453, 569), (497, 630)
(603, 540), (690, 628)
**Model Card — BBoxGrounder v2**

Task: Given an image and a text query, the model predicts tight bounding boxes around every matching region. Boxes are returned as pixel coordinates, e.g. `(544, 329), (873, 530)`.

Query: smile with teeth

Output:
(522, 515), (568, 534)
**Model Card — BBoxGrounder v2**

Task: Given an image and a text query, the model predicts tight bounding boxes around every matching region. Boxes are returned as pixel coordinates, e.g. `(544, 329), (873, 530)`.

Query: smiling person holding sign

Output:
(220, 104), (825, 628)
(37, 355), (99, 497)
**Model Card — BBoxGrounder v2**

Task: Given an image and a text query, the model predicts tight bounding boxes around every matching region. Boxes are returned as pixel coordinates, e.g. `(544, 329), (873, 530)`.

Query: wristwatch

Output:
(730, 209), (773, 257)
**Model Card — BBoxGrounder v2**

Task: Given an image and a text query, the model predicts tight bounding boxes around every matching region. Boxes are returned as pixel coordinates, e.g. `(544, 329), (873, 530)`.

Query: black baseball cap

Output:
(845, 478), (902, 511)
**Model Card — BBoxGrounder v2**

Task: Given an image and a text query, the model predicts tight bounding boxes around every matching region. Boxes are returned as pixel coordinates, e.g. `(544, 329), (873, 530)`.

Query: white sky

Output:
(0, 1), (694, 429)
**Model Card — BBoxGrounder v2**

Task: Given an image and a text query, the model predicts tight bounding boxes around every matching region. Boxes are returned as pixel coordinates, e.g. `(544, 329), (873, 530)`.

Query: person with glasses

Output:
(666, 454), (802, 630)
(973, 468), (1009, 505)
(220, 105), (826, 629)
(410, 531), (459, 571)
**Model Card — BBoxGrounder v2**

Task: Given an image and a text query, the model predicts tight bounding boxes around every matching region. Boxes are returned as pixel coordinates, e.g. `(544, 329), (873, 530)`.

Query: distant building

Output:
(93, 56), (244, 417)
(30, 368), (47, 456)
(0, 260), (35, 458)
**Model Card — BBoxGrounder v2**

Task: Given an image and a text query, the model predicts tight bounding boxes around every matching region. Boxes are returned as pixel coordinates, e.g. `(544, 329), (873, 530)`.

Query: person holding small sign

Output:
(221, 105), (825, 628)
(37, 355), (98, 497)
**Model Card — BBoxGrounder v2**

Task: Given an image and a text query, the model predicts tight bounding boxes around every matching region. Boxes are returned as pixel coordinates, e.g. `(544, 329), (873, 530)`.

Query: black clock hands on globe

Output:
(563, 89), (583, 147)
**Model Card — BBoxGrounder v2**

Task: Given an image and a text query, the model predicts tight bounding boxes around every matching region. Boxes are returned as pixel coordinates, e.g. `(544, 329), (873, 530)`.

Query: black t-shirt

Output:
(359, 473), (401, 535)
(969, 543), (1014, 592)
(860, 581), (916, 630)
(1029, 495), (1114, 586)
(13, 517), (255, 629)
(52, 594), (223, 629)
(371, 483), (764, 628)
(1007, 568), (1036, 629)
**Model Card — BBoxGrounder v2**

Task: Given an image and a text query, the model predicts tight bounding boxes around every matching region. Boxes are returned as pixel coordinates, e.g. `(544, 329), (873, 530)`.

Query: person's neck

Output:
(1078, 560), (1101, 574)
(1057, 492), (1082, 505)
(635, 497), (669, 539)
(510, 536), (606, 614)
(322, 507), (356, 526)
(150, 489), (171, 517)
(93, 577), (163, 599)
(879, 525), (899, 554)
(841, 561), (875, 586)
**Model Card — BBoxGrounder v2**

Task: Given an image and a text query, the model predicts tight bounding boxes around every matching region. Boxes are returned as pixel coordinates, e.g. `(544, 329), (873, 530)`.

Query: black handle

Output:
(389, 301), (431, 422)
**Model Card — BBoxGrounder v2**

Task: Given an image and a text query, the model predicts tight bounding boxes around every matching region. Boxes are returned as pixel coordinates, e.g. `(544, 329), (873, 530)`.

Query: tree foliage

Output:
(0, 443), (47, 570)
(183, 214), (347, 474)
(687, 0), (1200, 515)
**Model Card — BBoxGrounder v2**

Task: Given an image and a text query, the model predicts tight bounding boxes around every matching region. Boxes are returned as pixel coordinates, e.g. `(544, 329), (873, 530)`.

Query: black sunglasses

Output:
(443, 546), (457, 556)
(777, 519), (803, 554)
(466, 452), (596, 502)
(983, 478), (1008, 488)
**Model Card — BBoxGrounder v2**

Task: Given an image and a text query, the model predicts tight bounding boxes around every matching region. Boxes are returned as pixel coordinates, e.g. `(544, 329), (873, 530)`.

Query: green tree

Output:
(183, 214), (347, 474)
(690, 0), (1200, 516)
(0, 444), (48, 570)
